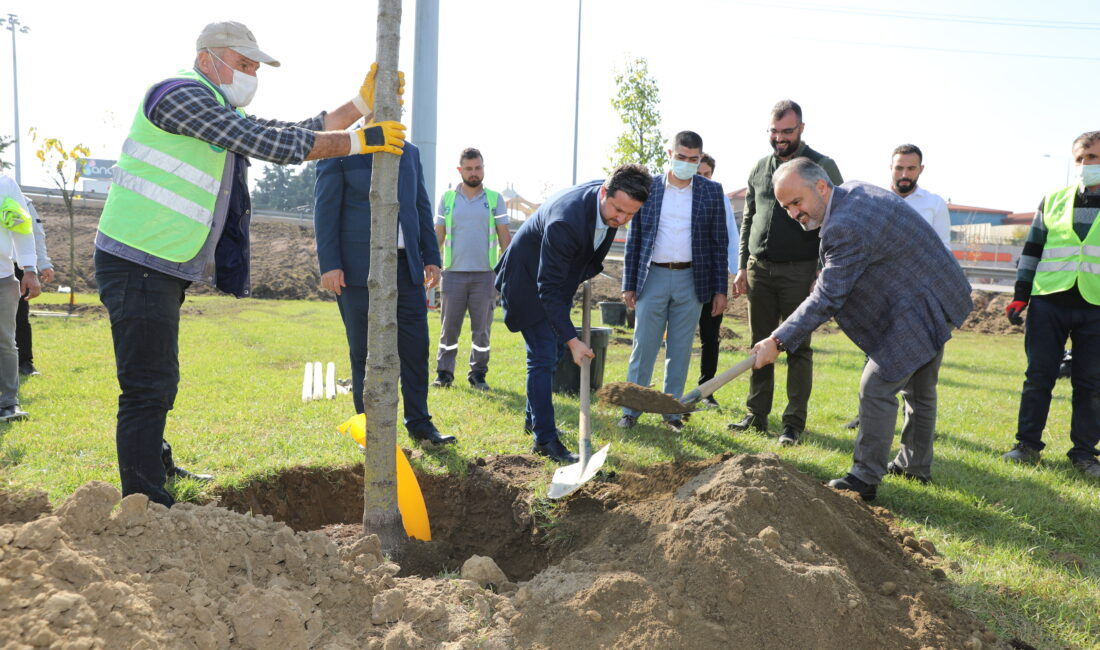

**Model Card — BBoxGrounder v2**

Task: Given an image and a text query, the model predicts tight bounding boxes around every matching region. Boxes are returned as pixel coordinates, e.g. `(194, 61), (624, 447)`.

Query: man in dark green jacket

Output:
(729, 100), (842, 446)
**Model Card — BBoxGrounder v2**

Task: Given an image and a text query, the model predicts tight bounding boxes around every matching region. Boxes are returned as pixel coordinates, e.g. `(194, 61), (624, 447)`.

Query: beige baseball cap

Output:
(196, 21), (280, 67)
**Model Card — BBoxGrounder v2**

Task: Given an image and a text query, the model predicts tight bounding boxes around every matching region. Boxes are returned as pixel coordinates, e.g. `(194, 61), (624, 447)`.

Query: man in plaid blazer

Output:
(619, 131), (729, 430)
(753, 159), (973, 501)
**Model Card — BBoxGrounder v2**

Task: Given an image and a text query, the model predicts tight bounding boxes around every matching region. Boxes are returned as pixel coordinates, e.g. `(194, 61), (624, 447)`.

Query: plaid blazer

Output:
(774, 182), (973, 382)
(621, 174), (729, 303)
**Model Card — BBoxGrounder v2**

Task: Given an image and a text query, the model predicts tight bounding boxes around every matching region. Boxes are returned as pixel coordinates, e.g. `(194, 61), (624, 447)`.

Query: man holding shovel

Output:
(495, 165), (652, 463)
(752, 159), (972, 501)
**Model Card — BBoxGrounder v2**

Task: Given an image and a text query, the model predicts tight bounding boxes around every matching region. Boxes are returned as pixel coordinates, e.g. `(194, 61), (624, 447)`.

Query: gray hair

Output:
(774, 158), (832, 189)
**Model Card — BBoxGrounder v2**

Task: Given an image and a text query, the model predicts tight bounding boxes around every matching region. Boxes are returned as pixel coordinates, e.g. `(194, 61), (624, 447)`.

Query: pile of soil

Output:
(2, 454), (1007, 648)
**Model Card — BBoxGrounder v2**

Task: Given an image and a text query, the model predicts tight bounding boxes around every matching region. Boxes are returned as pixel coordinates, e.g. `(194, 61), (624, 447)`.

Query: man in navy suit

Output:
(753, 158), (972, 501)
(495, 164), (653, 463)
(619, 131), (728, 431)
(314, 141), (454, 445)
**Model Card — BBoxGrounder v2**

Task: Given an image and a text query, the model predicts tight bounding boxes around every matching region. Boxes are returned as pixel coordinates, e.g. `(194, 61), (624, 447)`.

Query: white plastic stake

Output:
(301, 362), (313, 402)
(325, 362), (336, 399)
(312, 361), (324, 400)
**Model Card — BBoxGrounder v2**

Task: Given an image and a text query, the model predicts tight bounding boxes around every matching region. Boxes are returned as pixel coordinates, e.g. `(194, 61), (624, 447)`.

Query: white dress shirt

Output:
(651, 175), (693, 263)
(903, 186), (951, 248)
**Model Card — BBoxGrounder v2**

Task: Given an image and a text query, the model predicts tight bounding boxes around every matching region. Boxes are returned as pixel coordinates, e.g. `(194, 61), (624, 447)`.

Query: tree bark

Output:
(363, 0), (407, 556)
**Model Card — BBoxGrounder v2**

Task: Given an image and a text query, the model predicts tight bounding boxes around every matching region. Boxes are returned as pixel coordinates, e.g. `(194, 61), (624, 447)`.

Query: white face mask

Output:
(207, 49), (258, 107)
(1075, 164), (1100, 190)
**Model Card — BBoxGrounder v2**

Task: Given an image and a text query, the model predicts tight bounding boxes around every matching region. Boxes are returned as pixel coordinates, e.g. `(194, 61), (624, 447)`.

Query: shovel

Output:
(548, 281), (609, 500)
(597, 353), (757, 415)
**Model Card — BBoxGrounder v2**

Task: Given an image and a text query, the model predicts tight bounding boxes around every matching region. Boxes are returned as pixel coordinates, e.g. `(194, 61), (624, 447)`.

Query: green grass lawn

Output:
(4, 291), (1098, 648)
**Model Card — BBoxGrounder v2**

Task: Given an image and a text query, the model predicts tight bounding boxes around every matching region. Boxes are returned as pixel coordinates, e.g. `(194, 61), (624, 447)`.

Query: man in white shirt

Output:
(0, 174), (41, 421)
(618, 131), (729, 431)
(891, 144), (951, 247)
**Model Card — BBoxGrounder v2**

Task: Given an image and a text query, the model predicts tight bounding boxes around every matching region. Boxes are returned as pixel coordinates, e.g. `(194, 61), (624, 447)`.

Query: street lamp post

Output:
(5, 13), (30, 185)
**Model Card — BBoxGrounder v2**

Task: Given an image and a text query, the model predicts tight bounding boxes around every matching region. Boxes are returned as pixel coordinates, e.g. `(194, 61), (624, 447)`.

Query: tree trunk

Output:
(362, 0), (407, 556)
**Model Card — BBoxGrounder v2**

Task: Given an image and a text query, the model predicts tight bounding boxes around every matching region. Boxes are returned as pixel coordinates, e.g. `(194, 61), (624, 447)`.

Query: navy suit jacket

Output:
(774, 181), (973, 382)
(313, 142), (441, 285)
(494, 181), (616, 343)
(621, 173), (728, 302)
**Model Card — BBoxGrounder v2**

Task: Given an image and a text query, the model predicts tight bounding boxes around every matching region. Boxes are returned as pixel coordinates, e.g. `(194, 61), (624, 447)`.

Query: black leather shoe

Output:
(843, 415), (860, 429)
(168, 466), (214, 482)
(886, 461), (931, 485)
(728, 413), (767, 433)
(778, 426), (802, 446)
(827, 473), (877, 501)
(409, 428), (457, 445)
(468, 374), (490, 391)
(431, 372), (453, 388)
(18, 362), (39, 377)
(532, 438), (579, 464)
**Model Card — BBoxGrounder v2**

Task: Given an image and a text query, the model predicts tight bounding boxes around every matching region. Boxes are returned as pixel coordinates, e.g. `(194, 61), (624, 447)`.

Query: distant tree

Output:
(607, 57), (664, 175)
(0, 135), (14, 171)
(251, 162), (317, 211)
(32, 130), (89, 311)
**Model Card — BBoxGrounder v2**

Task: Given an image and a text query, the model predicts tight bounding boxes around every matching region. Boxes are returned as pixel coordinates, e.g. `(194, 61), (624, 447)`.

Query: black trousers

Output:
(697, 300), (723, 385)
(13, 265), (31, 366)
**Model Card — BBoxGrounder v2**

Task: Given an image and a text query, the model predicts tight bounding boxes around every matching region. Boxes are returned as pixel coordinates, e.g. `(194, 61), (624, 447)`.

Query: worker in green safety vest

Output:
(0, 173), (41, 423)
(93, 20), (408, 508)
(432, 148), (512, 391)
(1002, 130), (1100, 480)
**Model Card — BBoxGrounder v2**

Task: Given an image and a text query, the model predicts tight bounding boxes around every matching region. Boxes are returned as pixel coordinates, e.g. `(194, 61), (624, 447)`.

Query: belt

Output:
(652, 261), (691, 270)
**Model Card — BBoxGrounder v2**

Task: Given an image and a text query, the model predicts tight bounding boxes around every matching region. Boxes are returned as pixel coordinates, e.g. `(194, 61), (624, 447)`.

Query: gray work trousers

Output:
(850, 347), (945, 485)
(436, 270), (496, 378)
(0, 274), (21, 408)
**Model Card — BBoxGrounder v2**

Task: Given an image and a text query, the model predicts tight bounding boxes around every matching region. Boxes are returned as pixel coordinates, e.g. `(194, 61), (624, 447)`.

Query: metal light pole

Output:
(5, 14), (30, 185)
(571, 0), (582, 185)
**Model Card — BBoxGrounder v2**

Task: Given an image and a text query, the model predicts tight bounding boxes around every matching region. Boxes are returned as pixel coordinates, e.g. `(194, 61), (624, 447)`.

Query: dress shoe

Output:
(18, 362), (39, 377)
(0, 405), (28, 422)
(700, 395), (720, 409)
(827, 473), (877, 501)
(844, 415), (860, 429)
(778, 426), (802, 446)
(468, 373), (490, 391)
(168, 466), (214, 482)
(431, 372), (453, 388)
(409, 428), (457, 445)
(886, 461), (931, 485)
(1071, 457), (1100, 479)
(532, 438), (579, 464)
(663, 418), (684, 432)
(617, 414), (637, 429)
(728, 413), (767, 433)
(1002, 443), (1041, 465)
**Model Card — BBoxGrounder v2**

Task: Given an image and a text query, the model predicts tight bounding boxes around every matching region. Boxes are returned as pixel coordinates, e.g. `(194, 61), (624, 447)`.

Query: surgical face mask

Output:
(206, 49), (258, 107)
(1075, 164), (1100, 189)
(670, 159), (700, 181)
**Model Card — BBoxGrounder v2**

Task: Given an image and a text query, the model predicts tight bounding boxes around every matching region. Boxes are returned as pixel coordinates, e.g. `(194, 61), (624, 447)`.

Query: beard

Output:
(770, 136), (801, 157)
(462, 176), (482, 188)
(894, 178), (917, 194)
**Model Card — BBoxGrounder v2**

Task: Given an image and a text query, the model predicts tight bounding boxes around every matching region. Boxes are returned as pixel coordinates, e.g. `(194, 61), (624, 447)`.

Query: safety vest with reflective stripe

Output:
(441, 188), (500, 269)
(0, 197), (32, 234)
(98, 70), (244, 263)
(1033, 185), (1100, 305)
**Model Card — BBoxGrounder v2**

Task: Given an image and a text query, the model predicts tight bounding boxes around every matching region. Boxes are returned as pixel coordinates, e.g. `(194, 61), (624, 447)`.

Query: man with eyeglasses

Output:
(729, 100), (842, 446)
(618, 131), (729, 431)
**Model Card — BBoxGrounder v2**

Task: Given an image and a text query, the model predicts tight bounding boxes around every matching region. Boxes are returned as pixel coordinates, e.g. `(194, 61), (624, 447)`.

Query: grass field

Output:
(3, 291), (1098, 648)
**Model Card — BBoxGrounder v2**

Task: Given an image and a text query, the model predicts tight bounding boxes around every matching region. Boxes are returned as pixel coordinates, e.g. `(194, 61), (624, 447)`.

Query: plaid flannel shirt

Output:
(148, 74), (324, 165)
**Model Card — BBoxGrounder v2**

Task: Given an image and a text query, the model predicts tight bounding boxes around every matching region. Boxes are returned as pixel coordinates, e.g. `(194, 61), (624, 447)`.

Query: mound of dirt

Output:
(0, 481), (516, 649)
(2, 454), (1005, 648)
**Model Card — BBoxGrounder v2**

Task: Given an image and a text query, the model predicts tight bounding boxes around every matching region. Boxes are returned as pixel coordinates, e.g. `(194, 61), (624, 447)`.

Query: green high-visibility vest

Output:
(98, 70), (244, 263)
(1032, 185), (1100, 305)
(441, 188), (500, 269)
(0, 196), (32, 235)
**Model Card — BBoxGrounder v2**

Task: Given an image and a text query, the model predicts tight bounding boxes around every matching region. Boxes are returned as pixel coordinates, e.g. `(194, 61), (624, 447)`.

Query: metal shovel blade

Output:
(547, 443), (610, 500)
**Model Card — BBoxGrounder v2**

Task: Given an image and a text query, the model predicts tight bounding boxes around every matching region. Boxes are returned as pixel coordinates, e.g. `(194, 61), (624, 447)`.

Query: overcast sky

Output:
(2, 0), (1097, 213)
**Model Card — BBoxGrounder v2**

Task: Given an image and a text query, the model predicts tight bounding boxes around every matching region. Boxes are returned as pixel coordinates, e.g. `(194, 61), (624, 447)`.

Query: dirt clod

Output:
(596, 381), (690, 414)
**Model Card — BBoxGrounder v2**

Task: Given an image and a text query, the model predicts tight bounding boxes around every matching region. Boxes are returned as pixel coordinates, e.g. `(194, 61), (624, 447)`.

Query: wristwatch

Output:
(770, 335), (786, 352)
